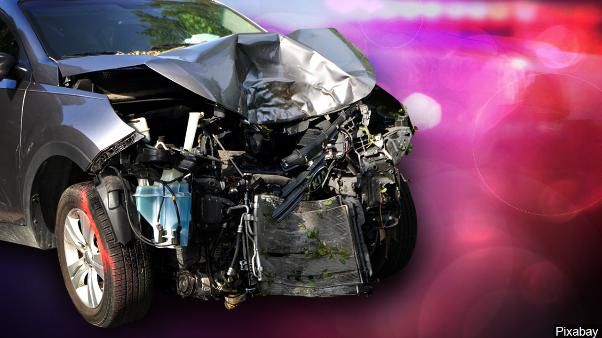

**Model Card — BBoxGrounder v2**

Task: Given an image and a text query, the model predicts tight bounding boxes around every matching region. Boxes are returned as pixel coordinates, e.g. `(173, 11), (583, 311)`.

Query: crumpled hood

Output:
(57, 28), (376, 124)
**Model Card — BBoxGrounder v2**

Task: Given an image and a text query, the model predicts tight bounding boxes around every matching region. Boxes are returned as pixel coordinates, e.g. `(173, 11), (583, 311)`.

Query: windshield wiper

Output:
(61, 51), (123, 58)
(148, 43), (194, 52)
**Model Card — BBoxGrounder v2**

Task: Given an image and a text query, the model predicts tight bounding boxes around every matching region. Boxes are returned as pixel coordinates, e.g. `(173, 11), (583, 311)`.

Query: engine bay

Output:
(66, 64), (415, 308)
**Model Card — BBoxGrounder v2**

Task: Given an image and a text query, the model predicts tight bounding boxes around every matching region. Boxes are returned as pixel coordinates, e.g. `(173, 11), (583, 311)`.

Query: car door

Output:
(0, 14), (31, 225)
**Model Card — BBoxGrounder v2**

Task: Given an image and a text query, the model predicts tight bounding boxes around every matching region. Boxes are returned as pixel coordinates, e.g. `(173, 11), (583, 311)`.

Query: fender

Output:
(19, 83), (136, 247)
(20, 141), (92, 248)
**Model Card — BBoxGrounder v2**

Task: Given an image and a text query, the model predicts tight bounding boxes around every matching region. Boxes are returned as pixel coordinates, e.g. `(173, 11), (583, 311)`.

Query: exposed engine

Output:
(68, 64), (415, 308)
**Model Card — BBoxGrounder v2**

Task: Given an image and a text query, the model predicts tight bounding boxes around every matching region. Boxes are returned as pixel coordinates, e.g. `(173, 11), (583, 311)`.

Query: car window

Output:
(21, 0), (263, 59)
(0, 17), (19, 58)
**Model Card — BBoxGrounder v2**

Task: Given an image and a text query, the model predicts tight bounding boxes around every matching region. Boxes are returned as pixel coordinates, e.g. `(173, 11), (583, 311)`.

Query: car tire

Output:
(376, 178), (417, 278)
(56, 182), (152, 327)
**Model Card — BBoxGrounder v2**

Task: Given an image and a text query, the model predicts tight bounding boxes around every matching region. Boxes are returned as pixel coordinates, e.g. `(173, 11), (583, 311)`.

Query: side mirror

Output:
(0, 52), (16, 80)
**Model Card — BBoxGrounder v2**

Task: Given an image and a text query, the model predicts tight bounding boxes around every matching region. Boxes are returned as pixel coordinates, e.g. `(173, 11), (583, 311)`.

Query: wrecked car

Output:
(0, 0), (417, 327)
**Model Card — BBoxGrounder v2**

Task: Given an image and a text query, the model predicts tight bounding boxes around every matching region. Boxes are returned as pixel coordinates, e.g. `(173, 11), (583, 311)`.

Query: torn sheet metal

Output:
(254, 195), (369, 297)
(58, 28), (376, 124)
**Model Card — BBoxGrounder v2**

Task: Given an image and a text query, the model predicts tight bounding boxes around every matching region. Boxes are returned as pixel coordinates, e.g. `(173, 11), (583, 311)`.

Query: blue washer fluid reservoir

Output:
(134, 180), (192, 247)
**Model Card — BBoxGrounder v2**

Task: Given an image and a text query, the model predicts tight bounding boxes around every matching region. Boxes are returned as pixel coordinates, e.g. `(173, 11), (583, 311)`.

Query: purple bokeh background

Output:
(2, 1), (601, 337)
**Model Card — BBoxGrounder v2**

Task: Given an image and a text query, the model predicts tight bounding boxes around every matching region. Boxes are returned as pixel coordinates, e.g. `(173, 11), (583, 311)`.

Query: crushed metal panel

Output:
(254, 195), (369, 297)
(235, 31), (375, 124)
(58, 28), (375, 124)
(287, 28), (375, 86)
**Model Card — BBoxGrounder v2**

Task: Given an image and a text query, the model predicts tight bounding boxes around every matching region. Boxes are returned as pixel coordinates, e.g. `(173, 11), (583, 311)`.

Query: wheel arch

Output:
(22, 143), (93, 249)
(19, 85), (138, 249)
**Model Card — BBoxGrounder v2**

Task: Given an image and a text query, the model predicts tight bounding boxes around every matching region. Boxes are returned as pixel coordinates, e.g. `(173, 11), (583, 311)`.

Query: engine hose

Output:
(226, 209), (247, 277)
(281, 112), (347, 170)
(252, 174), (291, 186)
(227, 232), (242, 277)
(158, 181), (182, 231)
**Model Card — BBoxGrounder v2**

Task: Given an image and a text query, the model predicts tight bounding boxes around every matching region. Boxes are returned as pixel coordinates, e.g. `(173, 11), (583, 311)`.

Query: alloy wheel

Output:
(63, 208), (105, 308)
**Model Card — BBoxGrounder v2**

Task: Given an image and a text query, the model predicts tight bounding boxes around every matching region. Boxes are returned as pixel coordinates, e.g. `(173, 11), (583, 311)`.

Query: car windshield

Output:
(20, 0), (263, 59)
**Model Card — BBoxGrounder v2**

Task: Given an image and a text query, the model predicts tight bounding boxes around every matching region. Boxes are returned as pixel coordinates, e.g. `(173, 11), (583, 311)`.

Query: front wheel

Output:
(56, 182), (152, 327)
(367, 177), (418, 278)
(378, 178), (417, 276)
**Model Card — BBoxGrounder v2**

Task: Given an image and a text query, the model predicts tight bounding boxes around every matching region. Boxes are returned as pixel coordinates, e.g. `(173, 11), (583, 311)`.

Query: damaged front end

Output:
(67, 29), (416, 307)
